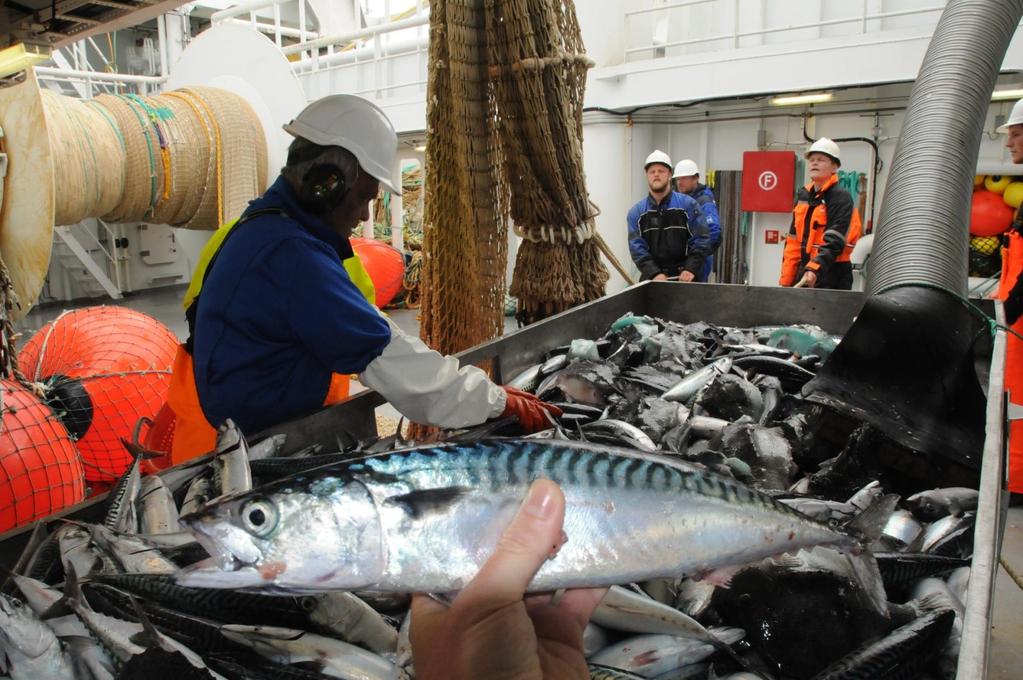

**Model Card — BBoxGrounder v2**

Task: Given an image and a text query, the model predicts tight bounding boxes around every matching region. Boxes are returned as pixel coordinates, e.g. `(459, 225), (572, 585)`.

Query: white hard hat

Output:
(283, 94), (400, 194)
(806, 138), (841, 166)
(672, 159), (700, 178)
(997, 98), (1023, 132)
(644, 149), (673, 170)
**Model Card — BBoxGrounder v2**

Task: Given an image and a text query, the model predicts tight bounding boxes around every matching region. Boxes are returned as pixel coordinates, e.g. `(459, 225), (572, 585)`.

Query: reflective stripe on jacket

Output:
(779, 174), (862, 287)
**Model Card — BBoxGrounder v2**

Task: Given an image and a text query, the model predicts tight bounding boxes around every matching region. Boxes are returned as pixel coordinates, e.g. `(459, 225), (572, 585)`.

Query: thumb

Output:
(455, 479), (565, 610)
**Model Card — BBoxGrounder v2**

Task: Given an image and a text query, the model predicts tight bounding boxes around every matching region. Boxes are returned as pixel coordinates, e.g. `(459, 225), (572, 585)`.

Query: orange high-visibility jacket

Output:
(779, 174), (862, 287)
(999, 218), (1022, 493)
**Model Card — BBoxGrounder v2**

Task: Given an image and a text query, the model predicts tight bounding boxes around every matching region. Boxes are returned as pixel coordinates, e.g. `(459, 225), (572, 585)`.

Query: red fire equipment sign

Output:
(742, 151), (796, 213)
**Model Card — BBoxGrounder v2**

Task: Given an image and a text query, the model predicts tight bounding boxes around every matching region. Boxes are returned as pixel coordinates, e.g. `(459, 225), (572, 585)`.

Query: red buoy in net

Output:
(0, 378), (85, 532)
(19, 307), (178, 483)
(350, 237), (406, 308)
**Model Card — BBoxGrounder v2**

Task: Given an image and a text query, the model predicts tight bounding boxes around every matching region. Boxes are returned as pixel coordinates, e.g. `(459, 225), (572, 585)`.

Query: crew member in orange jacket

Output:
(997, 99), (1023, 495)
(779, 138), (862, 290)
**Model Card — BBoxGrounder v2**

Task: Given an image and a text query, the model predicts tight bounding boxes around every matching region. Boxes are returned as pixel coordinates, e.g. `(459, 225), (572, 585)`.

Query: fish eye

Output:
(240, 498), (279, 537)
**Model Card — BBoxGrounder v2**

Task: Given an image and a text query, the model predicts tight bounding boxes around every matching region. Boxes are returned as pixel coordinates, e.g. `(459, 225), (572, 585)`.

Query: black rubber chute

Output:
(804, 287), (986, 484)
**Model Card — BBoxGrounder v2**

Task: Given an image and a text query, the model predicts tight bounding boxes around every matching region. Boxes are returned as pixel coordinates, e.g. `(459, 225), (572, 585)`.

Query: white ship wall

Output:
(34, 0), (1023, 304)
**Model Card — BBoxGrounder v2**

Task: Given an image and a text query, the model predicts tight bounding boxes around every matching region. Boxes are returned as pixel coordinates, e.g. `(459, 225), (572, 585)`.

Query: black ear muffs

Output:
(298, 163), (348, 214)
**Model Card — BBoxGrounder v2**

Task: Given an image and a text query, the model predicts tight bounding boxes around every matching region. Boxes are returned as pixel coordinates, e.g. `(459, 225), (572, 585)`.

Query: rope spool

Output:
(39, 83), (265, 230)
(181, 86), (268, 228)
(41, 90), (125, 224)
(93, 93), (161, 223)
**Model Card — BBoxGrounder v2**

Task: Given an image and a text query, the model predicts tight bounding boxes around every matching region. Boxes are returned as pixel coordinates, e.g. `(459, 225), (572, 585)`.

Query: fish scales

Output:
(810, 608), (955, 680)
(95, 574), (317, 628)
(180, 439), (854, 593)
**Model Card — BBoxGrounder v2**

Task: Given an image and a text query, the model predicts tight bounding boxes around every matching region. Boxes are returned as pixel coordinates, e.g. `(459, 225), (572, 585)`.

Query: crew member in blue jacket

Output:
(673, 159), (721, 282)
(627, 150), (710, 281)
(185, 95), (558, 438)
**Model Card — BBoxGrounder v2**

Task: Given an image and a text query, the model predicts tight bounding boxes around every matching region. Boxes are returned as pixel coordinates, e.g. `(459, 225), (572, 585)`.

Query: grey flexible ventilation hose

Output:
(868, 0), (1023, 296)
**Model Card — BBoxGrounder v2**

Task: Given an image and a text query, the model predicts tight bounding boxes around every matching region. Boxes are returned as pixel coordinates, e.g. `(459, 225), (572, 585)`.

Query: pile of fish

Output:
(0, 314), (982, 680)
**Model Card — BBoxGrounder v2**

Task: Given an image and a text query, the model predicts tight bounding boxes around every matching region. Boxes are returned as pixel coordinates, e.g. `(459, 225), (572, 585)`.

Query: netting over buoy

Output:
(351, 237), (406, 308)
(18, 307), (178, 483)
(0, 378), (84, 533)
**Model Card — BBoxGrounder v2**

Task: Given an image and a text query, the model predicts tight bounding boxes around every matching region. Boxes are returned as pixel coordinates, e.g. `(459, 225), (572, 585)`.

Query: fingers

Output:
(456, 479), (565, 610)
(525, 586), (609, 646)
(409, 594), (444, 649)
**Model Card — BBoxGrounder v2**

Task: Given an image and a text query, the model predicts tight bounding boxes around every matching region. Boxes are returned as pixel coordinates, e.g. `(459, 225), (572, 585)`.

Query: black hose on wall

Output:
(868, 0), (1023, 296)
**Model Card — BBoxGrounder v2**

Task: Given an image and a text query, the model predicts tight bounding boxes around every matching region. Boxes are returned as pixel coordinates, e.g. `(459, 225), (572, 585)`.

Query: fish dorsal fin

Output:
(843, 494), (900, 543)
(128, 596), (173, 651)
(384, 487), (471, 519)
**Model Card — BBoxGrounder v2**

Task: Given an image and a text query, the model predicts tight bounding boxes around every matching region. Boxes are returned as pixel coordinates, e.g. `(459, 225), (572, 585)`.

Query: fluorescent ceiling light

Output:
(992, 88), (1023, 101)
(771, 93), (833, 106)
(415, 144), (426, 151)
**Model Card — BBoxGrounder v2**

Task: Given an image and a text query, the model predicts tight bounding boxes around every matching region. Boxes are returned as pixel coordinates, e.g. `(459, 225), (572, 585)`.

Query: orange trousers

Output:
(145, 345), (350, 469)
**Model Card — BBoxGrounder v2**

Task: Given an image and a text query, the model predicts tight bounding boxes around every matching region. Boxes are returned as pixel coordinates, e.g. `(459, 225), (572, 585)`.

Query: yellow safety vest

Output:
(183, 214), (376, 312)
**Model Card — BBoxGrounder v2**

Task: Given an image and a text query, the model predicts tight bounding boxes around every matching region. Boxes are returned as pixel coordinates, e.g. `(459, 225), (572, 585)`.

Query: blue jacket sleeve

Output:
(628, 202), (661, 279)
(695, 189), (721, 251)
(277, 239), (392, 375)
(683, 197), (709, 275)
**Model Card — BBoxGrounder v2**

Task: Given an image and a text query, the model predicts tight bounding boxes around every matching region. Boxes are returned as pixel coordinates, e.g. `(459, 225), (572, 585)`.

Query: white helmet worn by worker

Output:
(645, 150), (673, 171)
(673, 159), (700, 178)
(806, 138), (841, 167)
(997, 98), (1023, 132)
(283, 94), (401, 194)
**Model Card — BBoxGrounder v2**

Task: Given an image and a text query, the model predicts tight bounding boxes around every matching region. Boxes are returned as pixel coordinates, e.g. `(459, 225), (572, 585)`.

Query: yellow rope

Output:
(1002, 556), (1023, 591)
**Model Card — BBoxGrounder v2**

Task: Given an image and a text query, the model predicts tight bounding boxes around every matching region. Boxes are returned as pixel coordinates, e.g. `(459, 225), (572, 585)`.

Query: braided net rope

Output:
(420, 0), (607, 352)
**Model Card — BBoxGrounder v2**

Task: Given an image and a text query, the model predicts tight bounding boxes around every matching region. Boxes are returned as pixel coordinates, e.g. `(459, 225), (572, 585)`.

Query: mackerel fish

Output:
(178, 439), (873, 594)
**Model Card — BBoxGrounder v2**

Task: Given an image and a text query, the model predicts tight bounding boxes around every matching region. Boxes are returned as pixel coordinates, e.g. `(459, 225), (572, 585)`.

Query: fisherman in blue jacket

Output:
(627, 150), (710, 281)
(181, 95), (559, 441)
(673, 159), (721, 282)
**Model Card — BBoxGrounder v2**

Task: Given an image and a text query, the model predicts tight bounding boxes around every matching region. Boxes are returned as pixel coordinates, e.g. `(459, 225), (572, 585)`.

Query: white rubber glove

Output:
(359, 317), (507, 429)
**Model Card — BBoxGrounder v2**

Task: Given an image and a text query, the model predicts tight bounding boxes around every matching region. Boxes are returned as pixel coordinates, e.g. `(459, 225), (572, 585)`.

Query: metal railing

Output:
(35, 1), (431, 100)
(53, 219), (125, 300)
(625, 0), (948, 57)
(282, 4), (430, 99)
(210, 0), (430, 97)
(37, 23), (167, 97)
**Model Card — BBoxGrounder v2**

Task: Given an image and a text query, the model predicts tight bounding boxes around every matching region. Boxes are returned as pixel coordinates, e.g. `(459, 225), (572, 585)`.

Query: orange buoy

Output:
(19, 307), (178, 483)
(350, 237), (406, 308)
(0, 378), (85, 532)
(969, 190), (1015, 237)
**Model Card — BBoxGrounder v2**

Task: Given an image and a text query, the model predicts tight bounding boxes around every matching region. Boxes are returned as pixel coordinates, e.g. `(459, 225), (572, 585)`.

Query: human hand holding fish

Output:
(409, 479), (607, 680)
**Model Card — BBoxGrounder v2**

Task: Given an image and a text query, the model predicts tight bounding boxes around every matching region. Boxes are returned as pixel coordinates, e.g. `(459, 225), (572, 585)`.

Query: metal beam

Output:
(87, 0), (139, 8)
(49, 0), (187, 49)
(55, 14), (104, 26)
(24, 0), (95, 27)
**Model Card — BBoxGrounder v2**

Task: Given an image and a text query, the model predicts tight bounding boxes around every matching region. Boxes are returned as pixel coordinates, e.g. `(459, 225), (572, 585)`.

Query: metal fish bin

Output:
(0, 282), (1010, 679)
